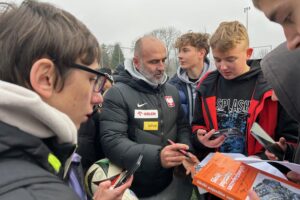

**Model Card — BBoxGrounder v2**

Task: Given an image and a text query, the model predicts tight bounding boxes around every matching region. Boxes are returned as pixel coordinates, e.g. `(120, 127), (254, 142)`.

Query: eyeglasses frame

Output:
(70, 63), (109, 93)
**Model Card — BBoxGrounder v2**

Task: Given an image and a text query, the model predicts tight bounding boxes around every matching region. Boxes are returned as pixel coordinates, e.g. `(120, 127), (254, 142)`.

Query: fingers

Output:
(248, 189), (260, 200)
(265, 149), (278, 160)
(98, 179), (112, 190)
(93, 177), (133, 200)
(182, 152), (199, 177)
(93, 180), (112, 200)
(287, 171), (300, 184)
(278, 137), (287, 151)
(160, 144), (188, 168)
(115, 175), (133, 191)
(197, 129), (226, 148)
(197, 129), (207, 136)
(167, 142), (190, 151)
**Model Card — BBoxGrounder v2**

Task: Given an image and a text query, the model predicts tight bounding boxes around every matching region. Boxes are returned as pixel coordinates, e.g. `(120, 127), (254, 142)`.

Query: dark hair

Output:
(0, 0), (101, 90)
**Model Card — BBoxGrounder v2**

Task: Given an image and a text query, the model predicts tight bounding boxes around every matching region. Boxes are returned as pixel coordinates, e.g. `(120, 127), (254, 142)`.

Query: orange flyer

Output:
(193, 152), (300, 200)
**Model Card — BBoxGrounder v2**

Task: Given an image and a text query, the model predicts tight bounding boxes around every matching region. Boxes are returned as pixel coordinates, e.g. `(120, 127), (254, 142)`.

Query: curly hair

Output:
(175, 32), (210, 56)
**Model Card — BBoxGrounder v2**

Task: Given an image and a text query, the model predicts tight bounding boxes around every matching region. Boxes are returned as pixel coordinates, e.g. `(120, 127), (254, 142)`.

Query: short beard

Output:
(139, 64), (164, 85)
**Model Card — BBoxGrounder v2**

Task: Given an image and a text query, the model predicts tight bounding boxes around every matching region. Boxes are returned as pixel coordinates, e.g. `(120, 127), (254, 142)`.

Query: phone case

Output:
(114, 154), (143, 188)
(250, 122), (285, 161)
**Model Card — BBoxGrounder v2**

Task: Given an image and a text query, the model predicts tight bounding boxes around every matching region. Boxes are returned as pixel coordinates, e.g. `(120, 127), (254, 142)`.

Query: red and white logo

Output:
(164, 96), (175, 107)
(134, 110), (158, 119)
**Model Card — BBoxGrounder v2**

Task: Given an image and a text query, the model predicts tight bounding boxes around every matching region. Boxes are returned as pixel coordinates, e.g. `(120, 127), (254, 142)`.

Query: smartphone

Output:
(210, 127), (242, 139)
(114, 154), (143, 188)
(250, 122), (285, 161)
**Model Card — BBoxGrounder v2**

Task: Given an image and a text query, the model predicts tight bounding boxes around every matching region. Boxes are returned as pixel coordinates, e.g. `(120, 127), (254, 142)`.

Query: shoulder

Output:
(0, 159), (79, 200)
(164, 82), (179, 93)
(168, 73), (180, 84)
(198, 70), (219, 87)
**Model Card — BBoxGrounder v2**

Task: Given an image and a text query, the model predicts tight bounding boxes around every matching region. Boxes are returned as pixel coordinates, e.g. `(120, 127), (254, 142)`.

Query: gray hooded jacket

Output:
(169, 58), (210, 123)
(261, 42), (300, 163)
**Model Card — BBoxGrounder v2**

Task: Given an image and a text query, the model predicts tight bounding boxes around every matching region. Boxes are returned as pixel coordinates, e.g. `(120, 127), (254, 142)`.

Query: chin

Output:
(222, 74), (234, 80)
(180, 65), (189, 69)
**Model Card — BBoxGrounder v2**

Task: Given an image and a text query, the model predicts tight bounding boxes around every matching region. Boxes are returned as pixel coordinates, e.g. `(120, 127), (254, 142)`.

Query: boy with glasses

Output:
(0, 1), (131, 200)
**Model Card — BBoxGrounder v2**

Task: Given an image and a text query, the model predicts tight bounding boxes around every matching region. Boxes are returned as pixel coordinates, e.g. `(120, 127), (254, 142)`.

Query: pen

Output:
(167, 139), (191, 158)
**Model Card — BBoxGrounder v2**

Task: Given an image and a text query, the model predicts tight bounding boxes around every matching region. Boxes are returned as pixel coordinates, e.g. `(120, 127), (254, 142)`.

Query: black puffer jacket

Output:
(77, 112), (104, 173)
(100, 68), (193, 197)
(0, 122), (79, 200)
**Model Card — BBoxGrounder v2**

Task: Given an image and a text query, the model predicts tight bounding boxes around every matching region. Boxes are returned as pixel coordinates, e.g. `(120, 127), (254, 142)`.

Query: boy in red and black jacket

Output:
(191, 21), (297, 160)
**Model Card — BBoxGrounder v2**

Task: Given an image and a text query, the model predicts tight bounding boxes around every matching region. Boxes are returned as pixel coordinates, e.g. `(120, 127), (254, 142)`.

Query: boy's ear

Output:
(246, 48), (253, 59)
(30, 58), (57, 99)
(197, 48), (206, 58)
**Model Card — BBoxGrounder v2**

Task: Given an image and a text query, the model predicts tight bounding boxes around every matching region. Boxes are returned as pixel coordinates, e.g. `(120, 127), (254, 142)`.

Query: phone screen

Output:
(114, 154), (143, 188)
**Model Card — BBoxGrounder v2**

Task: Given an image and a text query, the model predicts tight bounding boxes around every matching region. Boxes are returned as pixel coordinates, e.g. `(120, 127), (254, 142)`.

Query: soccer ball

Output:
(84, 158), (138, 200)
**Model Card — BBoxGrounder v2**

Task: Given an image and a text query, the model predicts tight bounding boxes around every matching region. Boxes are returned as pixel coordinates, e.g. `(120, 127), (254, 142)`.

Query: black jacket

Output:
(261, 42), (300, 163)
(100, 69), (193, 197)
(0, 121), (79, 200)
(77, 112), (104, 173)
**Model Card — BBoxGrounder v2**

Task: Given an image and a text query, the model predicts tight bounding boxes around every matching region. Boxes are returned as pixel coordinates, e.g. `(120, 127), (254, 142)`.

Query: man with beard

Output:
(100, 36), (194, 200)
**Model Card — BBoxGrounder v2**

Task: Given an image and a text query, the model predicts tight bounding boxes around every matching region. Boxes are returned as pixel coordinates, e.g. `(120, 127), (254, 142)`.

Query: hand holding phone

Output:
(250, 122), (285, 161)
(210, 127), (242, 140)
(113, 154), (143, 188)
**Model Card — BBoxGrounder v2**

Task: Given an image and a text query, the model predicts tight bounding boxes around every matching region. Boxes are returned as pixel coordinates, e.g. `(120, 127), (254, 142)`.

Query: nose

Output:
(217, 61), (228, 70)
(157, 60), (165, 70)
(284, 25), (300, 50)
(178, 51), (183, 59)
(91, 92), (103, 106)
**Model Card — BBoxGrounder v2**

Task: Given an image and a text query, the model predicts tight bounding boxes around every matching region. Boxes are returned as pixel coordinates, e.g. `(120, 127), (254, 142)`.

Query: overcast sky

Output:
(36, 0), (286, 58)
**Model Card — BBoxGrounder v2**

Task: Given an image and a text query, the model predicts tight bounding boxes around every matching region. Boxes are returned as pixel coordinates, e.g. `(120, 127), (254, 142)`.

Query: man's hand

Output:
(196, 129), (226, 148)
(93, 176), (133, 200)
(182, 152), (200, 177)
(265, 137), (287, 160)
(287, 171), (300, 184)
(160, 142), (189, 168)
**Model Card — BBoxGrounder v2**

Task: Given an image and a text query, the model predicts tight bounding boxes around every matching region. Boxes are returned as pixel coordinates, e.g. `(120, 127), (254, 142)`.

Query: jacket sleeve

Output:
(191, 91), (208, 133)
(275, 103), (299, 144)
(191, 91), (212, 155)
(176, 100), (194, 152)
(99, 86), (163, 172)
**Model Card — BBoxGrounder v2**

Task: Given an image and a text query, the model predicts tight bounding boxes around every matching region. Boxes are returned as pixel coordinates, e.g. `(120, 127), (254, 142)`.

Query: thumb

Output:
(279, 137), (286, 144)
(99, 180), (112, 189)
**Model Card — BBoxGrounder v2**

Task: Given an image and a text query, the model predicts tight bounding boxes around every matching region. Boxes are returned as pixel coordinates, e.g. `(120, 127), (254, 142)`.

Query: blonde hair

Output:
(175, 32), (210, 56)
(210, 21), (249, 52)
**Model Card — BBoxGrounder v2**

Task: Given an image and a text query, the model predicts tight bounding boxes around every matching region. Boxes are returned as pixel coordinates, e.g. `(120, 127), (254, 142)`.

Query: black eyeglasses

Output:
(70, 63), (108, 93)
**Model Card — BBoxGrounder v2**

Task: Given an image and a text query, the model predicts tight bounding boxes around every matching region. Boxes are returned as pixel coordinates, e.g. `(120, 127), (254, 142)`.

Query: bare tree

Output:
(148, 26), (181, 76)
